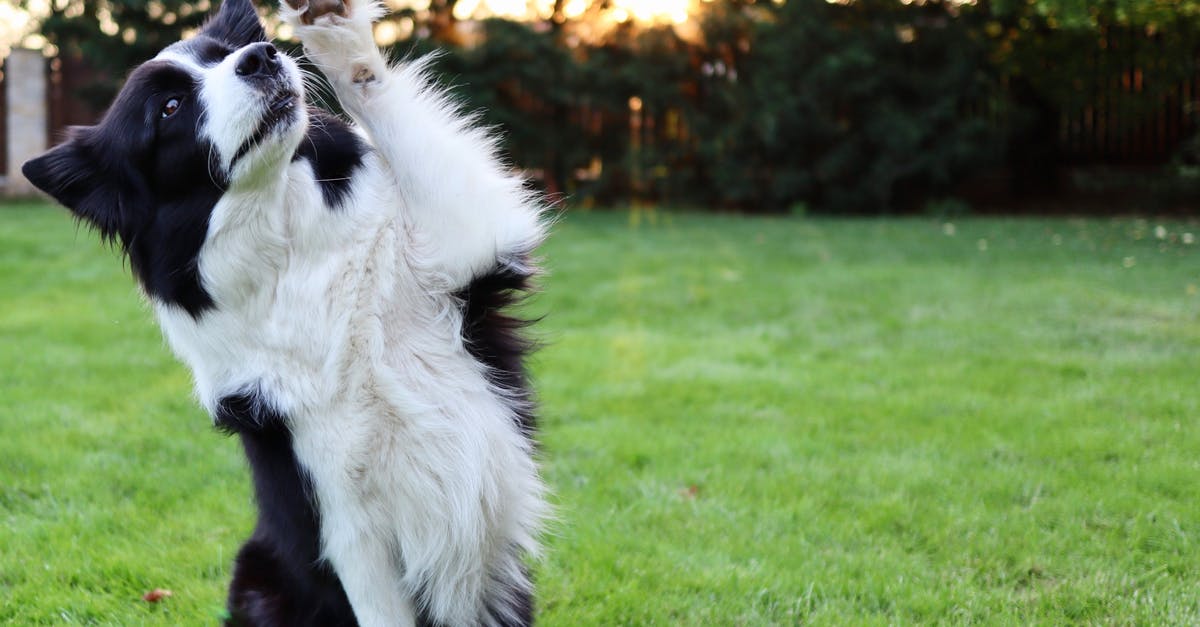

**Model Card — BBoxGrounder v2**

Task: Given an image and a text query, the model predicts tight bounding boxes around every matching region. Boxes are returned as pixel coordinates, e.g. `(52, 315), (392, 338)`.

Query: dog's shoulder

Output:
(293, 108), (371, 209)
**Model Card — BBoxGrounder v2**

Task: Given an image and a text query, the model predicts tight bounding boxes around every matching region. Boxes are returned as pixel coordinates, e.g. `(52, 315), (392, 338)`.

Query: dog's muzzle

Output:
(236, 43), (282, 81)
(236, 42), (299, 126)
(227, 42), (302, 169)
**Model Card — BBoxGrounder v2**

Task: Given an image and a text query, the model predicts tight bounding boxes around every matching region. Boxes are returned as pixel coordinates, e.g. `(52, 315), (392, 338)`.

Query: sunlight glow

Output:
(374, 20), (401, 45)
(276, 21), (295, 41)
(0, 0), (50, 57)
(390, 0), (699, 26)
(611, 0), (690, 24)
(0, 0), (707, 63)
(484, 0), (530, 19)
(562, 0), (588, 19)
(97, 4), (120, 36)
(453, 0), (481, 20)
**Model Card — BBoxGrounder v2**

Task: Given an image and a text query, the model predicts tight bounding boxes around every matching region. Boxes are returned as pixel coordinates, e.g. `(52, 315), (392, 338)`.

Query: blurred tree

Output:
(594, 24), (694, 203)
(693, 0), (996, 213)
(26, 0), (213, 109)
(455, 19), (580, 195)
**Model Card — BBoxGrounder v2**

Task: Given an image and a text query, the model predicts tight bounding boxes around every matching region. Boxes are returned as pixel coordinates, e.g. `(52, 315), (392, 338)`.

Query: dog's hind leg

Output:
(226, 537), (359, 627)
(282, 0), (546, 290)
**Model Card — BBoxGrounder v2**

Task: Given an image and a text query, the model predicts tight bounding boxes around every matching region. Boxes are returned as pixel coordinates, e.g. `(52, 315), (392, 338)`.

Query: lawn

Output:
(1, 203), (1198, 624)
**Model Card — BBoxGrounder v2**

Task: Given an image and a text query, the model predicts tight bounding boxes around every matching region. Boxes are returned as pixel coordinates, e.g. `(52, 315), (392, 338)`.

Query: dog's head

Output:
(22, 0), (304, 314)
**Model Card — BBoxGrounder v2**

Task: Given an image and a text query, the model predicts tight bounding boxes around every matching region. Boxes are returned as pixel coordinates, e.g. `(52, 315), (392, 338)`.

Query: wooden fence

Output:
(1053, 28), (1200, 165)
(46, 55), (105, 146)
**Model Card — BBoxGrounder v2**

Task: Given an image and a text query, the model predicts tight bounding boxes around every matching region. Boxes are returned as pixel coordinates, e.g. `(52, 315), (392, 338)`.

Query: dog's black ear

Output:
(202, 0), (267, 48)
(23, 131), (123, 242)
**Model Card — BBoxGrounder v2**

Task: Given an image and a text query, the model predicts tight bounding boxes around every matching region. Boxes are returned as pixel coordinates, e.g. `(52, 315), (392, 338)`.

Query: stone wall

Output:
(4, 49), (47, 198)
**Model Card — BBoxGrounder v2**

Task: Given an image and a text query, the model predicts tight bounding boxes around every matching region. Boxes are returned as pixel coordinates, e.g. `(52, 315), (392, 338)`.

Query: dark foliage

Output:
(691, 0), (997, 213)
(407, 3), (996, 213)
(29, 0), (1200, 213)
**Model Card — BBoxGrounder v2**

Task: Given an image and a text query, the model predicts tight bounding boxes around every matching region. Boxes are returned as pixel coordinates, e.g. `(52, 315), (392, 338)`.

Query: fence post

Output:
(5, 48), (48, 198)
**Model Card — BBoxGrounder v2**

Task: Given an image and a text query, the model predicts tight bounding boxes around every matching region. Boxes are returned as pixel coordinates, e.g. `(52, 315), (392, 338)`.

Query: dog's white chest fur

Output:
(158, 144), (543, 627)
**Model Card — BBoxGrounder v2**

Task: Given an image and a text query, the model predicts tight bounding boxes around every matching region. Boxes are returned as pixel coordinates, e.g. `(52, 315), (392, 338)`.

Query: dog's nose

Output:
(236, 43), (280, 78)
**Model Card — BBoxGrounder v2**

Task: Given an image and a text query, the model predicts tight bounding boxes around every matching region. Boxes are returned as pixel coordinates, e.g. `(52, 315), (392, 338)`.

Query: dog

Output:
(21, 0), (548, 624)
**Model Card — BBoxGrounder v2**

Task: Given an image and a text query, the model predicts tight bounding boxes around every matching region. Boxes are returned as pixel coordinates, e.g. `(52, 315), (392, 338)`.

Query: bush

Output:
(692, 0), (997, 213)
(407, 1), (999, 214)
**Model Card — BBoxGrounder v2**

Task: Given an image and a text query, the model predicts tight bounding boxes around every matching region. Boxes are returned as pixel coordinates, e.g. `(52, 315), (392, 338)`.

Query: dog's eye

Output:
(161, 98), (181, 118)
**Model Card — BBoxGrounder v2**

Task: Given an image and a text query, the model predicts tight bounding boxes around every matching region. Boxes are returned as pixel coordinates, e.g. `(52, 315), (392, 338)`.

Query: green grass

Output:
(2, 203), (1198, 624)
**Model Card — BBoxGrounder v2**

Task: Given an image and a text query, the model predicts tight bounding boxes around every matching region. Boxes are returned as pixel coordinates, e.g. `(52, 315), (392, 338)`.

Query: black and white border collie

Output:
(22, 0), (548, 624)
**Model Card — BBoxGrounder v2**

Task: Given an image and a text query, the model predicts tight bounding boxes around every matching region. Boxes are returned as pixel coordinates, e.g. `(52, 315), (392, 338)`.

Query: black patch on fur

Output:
(293, 109), (368, 208)
(214, 391), (284, 434)
(216, 391), (358, 627)
(172, 35), (236, 66)
(500, 586), (535, 627)
(456, 257), (539, 437)
(201, 0), (268, 49)
(414, 602), (444, 627)
(23, 61), (223, 317)
(484, 564), (535, 627)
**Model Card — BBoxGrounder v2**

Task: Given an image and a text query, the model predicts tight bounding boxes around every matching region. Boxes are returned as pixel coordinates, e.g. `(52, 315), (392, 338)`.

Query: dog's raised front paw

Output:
(285, 0), (348, 24)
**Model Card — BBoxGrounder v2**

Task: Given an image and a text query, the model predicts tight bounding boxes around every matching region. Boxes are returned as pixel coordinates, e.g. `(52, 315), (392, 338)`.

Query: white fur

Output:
(152, 5), (549, 625)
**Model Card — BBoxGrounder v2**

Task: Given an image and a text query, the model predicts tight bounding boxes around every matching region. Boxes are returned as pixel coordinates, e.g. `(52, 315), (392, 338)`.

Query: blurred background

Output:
(1, 0), (1200, 214)
(2, 1), (1199, 623)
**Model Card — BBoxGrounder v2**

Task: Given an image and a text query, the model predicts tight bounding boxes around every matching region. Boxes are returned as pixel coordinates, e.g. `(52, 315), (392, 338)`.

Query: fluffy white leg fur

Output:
(272, 3), (549, 626)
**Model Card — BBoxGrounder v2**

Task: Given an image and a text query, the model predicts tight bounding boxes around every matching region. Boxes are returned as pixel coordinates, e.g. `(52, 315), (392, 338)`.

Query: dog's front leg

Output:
(320, 521), (417, 627)
(282, 0), (545, 290)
